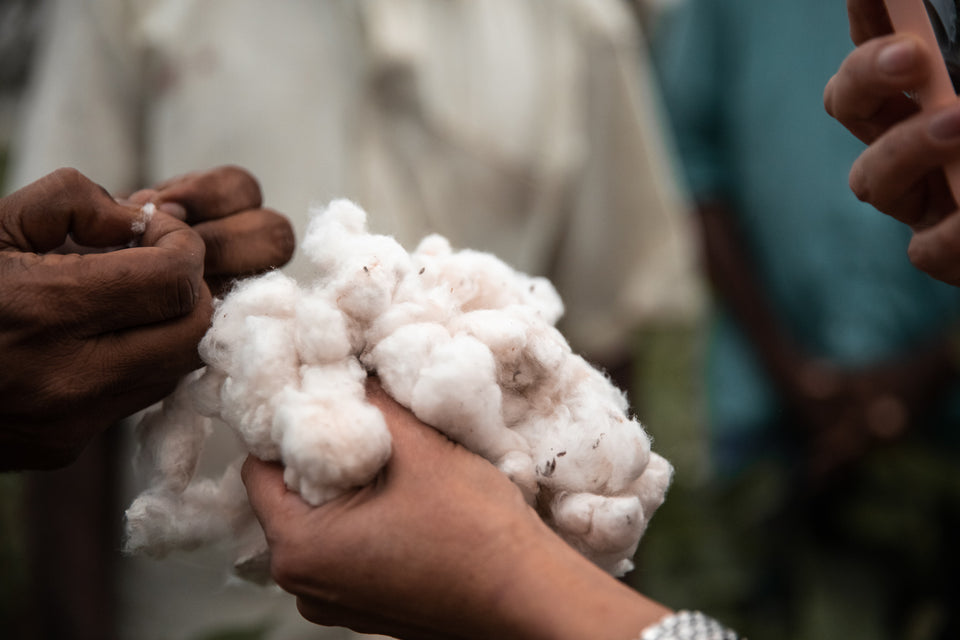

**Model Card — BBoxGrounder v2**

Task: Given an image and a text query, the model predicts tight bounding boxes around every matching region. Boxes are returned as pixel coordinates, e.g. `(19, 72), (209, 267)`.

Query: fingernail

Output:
(929, 105), (960, 140)
(157, 201), (188, 220)
(878, 39), (918, 76)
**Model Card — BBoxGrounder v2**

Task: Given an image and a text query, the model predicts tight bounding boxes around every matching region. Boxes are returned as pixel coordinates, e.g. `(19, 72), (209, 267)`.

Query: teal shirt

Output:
(654, 0), (960, 471)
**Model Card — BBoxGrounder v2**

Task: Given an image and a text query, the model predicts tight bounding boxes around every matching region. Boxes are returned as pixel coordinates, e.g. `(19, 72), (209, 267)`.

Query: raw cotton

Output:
(125, 199), (673, 577)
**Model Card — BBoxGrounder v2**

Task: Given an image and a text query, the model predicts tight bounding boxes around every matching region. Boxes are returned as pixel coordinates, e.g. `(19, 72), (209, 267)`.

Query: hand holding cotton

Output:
(125, 199), (672, 577)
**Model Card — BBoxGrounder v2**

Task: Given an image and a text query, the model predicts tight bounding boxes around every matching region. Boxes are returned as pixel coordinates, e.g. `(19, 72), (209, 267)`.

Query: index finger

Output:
(152, 165), (264, 222)
(848, 0), (894, 45)
(824, 34), (928, 144)
(0, 168), (142, 252)
(11, 210), (208, 335)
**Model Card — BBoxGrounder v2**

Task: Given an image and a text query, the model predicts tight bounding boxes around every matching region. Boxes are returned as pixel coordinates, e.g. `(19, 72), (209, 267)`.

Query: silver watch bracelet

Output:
(639, 610), (741, 640)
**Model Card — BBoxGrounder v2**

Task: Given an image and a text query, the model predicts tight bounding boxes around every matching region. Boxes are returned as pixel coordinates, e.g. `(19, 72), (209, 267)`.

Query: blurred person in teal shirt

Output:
(643, 1), (960, 638)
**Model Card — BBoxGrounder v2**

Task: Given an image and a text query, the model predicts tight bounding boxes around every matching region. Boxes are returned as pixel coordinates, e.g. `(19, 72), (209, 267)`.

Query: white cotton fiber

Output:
(125, 199), (672, 577)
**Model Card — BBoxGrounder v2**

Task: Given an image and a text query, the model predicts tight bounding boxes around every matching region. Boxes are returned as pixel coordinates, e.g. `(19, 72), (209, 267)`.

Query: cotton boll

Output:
(632, 452), (673, 519)
(431, 249), (522, 312)
(548, 492), (645, 577)
(533, 407), (650, 497)
(411, 333), (530, 464)
(300, 200), (369, 273)
(294, 294), (353, 365)
(126, 460), (253, 557)
(189, 368), (226, 418)
(364, 298), (450, 347)
(199, 271), (300, 373)
(421, 247), (563, 322)
(334, 246), (410, 324)
(330, 263), (396, 324)
(515, 359), (650, 494)
(448, 309), (528, 360)
(302, 202), (412, 323)
(133, 373), (212, 494)
(211, 271), (300, 330)
(214, 316), (300, 460)
(126, 197), (672, 581)
(365, 322), (451, 405)
(551, 492), (644, 553)
(495, 449), (538, 505)
(230, 316), (301, 388)
(275, 362), (391, 505)
(218, 377), (280, 461)
(522, 277), (565, 324)
(413, 233), (453, 257)
(495, 317), (571, 400)
(524, 322), (572, 374)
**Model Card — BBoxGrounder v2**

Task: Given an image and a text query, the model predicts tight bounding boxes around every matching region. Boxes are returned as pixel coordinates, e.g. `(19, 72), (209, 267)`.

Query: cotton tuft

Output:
(125, 199), (673, 577)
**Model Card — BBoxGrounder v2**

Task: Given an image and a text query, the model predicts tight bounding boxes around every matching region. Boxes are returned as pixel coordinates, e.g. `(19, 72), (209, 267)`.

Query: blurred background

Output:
(2, 1), (959, 639)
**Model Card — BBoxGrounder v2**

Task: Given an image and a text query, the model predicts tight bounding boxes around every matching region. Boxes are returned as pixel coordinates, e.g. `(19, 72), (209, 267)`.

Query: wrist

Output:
(490, 519), (670, 640)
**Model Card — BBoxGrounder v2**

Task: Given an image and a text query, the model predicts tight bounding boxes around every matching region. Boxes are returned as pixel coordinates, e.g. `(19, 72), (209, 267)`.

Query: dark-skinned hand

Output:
(0, 166), (294, 470)
(123, 164), (295, 295)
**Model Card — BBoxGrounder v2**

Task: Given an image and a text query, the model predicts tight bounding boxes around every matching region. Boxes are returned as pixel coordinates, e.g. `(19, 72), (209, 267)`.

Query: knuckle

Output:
(47, 167), (108, 202)
(49, 167), (87, 191)
(163, 262), (200, 318)
(222, 165), (263, 208)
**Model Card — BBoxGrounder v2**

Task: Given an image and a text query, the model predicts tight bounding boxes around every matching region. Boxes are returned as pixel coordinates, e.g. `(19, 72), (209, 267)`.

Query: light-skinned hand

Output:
(243, 378), (671, 640)
(825, 0), (960, 285)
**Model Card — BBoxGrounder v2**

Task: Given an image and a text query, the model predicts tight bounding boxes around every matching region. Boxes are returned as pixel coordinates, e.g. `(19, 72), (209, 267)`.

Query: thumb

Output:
(908, 211), (960, 286)
(242, 456), (298, 526)
(0, 168), (144, 252)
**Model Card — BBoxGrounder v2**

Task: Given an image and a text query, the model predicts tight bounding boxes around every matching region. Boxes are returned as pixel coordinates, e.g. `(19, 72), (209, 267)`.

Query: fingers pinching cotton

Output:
(0, 166), (282, 472)
(0, 168), (142, 252)
(153, 165), (264, 221)
(19, 210), (208, 335)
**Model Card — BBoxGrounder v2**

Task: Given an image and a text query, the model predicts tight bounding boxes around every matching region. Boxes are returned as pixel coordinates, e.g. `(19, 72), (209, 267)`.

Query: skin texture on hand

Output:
(0, 166), (295, 471)
(125, 165), (296, 295)
(0, 168), (211, 469)
(825, 0), (960, 285)
(243, 378), (671, 640)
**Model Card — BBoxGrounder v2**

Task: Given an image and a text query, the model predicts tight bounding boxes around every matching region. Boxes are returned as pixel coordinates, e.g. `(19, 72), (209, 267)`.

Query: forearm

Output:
(487, 518), (671, 640)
